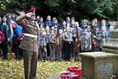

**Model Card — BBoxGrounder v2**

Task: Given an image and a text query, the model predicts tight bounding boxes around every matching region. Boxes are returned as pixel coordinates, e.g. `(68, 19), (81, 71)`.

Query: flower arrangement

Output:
(111, 75), (118, 79)
(60, 66), (81, 79)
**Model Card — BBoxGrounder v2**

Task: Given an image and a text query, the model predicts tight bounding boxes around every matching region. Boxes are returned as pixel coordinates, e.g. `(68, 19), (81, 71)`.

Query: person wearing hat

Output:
(16, 8), (40, 79)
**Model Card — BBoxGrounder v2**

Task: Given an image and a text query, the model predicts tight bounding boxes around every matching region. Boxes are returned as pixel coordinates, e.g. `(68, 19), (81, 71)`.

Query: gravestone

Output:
(80, 52), (118, 79)
(102, 29), (118, 53)
(80, 29), (118, 79)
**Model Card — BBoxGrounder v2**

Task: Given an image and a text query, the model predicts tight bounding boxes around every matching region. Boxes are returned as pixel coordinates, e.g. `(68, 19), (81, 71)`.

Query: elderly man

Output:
(16, 8), (39, 79)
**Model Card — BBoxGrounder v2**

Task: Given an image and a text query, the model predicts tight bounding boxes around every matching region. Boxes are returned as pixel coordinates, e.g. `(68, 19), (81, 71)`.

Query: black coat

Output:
(0, 22), (11, 44)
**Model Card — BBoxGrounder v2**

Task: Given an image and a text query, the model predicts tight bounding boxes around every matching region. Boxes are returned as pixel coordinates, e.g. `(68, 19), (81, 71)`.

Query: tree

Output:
(0, 0), (117, 20)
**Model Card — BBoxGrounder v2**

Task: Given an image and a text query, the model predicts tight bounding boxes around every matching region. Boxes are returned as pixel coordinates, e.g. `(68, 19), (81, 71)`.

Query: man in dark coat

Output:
(0, 16), (11, 59)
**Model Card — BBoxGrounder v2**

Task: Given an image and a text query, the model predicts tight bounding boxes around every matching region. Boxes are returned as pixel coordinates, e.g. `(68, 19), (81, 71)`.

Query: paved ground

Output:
(48, 71), (66, 79)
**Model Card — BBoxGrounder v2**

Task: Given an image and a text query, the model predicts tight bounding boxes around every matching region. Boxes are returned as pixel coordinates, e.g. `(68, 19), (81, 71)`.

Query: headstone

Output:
(80, 52), (118, 79)
(102, 29), (118, 54)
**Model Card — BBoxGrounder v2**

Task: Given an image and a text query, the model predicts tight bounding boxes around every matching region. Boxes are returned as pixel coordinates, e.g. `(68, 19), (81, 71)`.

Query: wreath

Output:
(0, 31), (5, 43)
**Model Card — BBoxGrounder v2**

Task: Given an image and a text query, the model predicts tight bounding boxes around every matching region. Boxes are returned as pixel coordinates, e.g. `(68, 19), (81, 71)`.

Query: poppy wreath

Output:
(0, 31), (5, 43)
(67, 66), (82, 77)
(18, 33), (24, 42)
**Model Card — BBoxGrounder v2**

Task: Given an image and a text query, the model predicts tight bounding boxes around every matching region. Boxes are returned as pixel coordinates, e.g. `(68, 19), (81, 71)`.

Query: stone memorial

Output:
(102, 29), (118, 53)
(80, 52), (118, 79)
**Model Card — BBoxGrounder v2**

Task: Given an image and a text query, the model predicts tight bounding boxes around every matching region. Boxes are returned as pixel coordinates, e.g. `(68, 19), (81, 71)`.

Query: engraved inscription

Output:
(97, 63), (113, 78)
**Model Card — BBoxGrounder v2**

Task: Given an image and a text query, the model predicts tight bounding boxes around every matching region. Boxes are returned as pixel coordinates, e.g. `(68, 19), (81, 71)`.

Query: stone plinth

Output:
(80, 52), (118, 79)
(102, 29), (118, 54)
(110, 29), (118, 38)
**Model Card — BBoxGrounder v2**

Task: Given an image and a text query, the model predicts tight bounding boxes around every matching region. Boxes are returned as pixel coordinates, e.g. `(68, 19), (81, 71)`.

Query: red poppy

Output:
(43, 35), (45, 38)
(0, 31), (5, 42)
(18, 33), (24, 42)
(12, 24), (16, 28)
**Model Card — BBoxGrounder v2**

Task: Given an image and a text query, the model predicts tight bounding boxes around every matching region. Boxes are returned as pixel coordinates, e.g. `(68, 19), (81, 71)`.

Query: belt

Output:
(24, 33), (37, 38)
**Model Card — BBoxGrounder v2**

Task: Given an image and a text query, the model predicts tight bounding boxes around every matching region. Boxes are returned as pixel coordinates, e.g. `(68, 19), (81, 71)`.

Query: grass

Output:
(0, 53), (81, 79)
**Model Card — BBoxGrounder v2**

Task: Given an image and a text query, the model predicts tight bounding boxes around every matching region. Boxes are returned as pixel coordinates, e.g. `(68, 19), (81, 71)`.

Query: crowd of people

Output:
(0, 13), (111, 61)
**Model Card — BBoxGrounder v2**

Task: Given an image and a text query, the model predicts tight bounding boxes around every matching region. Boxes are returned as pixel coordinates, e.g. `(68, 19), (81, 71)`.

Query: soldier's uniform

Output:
(16, 8), (39, 79)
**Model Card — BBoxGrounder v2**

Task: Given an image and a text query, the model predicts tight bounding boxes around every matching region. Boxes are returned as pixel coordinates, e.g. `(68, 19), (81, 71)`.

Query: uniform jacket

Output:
(16, 14), (39, 52)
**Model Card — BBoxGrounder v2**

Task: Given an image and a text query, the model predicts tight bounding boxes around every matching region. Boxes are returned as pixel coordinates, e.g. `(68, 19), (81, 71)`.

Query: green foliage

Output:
(79, 0), (117, 19)
(0, 0), (117, 20)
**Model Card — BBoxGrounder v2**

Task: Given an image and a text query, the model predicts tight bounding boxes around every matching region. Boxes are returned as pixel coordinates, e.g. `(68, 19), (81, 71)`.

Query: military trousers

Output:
(23, 50), (38, 79)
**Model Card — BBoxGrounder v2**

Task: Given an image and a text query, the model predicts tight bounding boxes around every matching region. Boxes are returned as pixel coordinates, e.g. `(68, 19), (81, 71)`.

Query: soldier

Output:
(16, 8), (39, 79)
(63, 27), (73, 61)
(80, 29), (92, 52)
